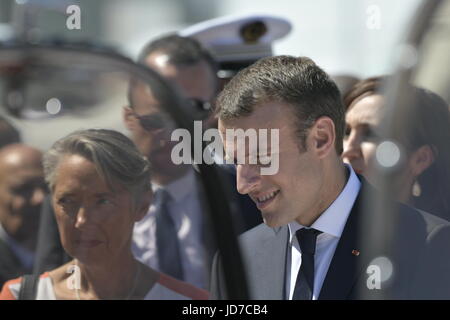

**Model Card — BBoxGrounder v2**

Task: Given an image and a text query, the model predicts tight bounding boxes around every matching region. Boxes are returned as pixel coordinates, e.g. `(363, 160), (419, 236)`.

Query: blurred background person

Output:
(0, 144), (46, 287)
(0, 129), (208, 300)
(128, 35), (222, 290)
(342, 76), (450, 221)
(138, 34), (219, 128)
(125, 76), (218, 290)
(128, 29), (268, 290)
(0, 116), (21, 149)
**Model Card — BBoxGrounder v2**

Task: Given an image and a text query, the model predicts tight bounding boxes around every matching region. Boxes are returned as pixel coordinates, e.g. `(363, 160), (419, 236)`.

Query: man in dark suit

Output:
(210, 55), (450, 299)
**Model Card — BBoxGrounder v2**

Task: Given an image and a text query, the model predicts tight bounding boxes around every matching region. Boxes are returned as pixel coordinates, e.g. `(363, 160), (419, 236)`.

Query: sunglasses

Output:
(187, 98), (213, 111)
(132, 112), (168, 131)
(132, 98), (214, 131)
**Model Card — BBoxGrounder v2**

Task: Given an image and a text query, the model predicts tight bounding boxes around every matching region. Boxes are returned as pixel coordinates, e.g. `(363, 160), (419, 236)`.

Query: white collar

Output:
(288, 164), (361, 239)
(152, 169), (197, 203)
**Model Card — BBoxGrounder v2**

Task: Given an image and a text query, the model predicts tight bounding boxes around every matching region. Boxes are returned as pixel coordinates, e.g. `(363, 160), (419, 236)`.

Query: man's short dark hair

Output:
(138, 34), (218, 75)
(216, 55), (345, 154)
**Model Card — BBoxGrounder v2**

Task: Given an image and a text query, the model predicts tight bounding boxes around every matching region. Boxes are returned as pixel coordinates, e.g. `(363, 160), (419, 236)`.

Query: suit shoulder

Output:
(239, 223), (271, 240)
(239, 223), (288, 248)
(397, 202), (450, 235)
(415, 208), (450, 227)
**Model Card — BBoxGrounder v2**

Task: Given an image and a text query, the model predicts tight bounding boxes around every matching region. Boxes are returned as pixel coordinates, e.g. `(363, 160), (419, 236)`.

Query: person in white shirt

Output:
(124, 35), (219, 290)
(132, 168), (210, 289)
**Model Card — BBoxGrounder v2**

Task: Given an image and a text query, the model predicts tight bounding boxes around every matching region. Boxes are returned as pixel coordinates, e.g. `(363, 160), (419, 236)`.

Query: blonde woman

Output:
(0, 129), (208, 300)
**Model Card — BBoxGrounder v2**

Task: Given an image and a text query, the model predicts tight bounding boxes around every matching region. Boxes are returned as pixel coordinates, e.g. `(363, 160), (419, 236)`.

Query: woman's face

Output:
(52, 154), (148, 265)
(342, 94), (434, 204)
(342, 94), (385, 177)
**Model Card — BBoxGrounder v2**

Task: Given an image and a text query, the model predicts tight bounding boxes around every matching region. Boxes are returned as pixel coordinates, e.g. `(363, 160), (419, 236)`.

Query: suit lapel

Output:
(318, 179), (374, 300)
(245, 225), (289, 299)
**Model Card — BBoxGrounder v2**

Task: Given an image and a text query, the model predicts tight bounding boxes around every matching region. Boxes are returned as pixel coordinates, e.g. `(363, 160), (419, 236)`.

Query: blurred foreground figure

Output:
(0, 129), (208, 300)
(210, 56), (450, 299)
(342, 76), (450, 221)
(0, 144), (45, 287)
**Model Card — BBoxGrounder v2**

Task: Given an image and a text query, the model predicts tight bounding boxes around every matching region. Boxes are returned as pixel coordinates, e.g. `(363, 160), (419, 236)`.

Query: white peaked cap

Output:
(178, 14), (292, 64)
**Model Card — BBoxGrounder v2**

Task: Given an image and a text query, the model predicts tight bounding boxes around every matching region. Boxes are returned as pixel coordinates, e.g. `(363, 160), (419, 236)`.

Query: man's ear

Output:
(123, 106), (136, 131)
(135, 189), (153, 222)
(409, 144), (436, 177)
(309, 116), (336, 159)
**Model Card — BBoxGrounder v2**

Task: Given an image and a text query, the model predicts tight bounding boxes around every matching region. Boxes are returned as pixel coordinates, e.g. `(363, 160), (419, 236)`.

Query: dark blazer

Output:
(210, 179), (450, 299)
(0, 238), (31, 288)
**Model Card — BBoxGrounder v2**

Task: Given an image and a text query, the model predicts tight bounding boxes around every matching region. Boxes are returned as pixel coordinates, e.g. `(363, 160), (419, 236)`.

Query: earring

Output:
(412, 179), (422, 197)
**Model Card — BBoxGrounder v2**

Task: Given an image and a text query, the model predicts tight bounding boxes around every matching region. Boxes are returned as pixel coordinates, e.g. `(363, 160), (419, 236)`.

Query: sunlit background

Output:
(0, 0), (424, 76)
(1, 0), (446, 149)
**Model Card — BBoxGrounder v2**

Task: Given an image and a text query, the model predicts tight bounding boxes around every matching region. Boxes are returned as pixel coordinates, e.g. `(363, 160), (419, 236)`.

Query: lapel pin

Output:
(352, 250), (360, 256)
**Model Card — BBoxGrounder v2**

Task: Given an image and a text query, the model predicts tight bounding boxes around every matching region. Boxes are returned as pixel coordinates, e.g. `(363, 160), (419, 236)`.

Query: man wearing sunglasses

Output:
(123, 35), (261, 291)
(138, 34), (218, 126)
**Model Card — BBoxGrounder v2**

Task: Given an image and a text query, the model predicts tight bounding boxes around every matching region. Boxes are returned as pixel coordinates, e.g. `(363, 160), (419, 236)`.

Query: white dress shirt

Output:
(286, 164), (361, 300)
(132, 169), (209, 289)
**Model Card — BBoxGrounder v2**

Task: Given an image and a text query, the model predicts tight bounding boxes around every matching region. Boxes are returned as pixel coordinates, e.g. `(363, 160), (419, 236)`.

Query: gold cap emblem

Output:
(240, 21), (267, 44)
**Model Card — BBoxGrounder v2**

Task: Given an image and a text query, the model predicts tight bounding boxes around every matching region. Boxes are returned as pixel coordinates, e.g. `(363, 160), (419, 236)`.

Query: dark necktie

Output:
(155, 189), (184, 280)
(292, 228), (322, 300)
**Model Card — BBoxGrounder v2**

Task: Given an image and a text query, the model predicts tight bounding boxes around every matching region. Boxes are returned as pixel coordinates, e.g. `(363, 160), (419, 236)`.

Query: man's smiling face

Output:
(219, 101), (327, 228)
